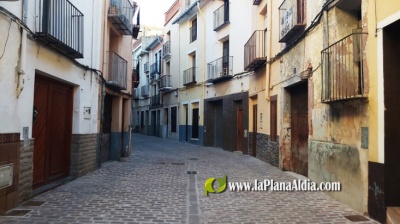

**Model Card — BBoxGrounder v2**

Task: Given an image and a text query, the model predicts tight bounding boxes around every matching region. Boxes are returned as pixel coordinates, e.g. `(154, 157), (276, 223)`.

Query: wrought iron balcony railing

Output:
(36, 0), (84, 58)
(132, 73), (139, 89)
(190, 25), (197, 43)
(108, 0), (134, 35)
(244, 30), (266, 71)
(141, 85), (149, 97)
(151, 93), (161, 107)
(150, 62), (160, 76)
(213, 2), (229, 31)
(133, 88), (140, 100)
(183, 67), (197, 86)
(207, 56), (233, 83)
(321, 31), (367, 102)
(144, 62), (149, 73)
(162, 41), (171, 59)
(279, 0), (306, 42)
(160, 75), (172, 91)
(107, 51), (127, 90)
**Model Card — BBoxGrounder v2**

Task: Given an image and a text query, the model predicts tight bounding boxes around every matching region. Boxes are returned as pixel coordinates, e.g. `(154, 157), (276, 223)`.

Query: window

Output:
(190, 18), (197, 43)
(270, 95), (277, 141)
(171, 107), (177, 133)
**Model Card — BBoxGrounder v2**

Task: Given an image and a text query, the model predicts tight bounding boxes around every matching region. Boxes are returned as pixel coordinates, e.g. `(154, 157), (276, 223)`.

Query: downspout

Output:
(266, 0), (273, 101)
(16, 0), (28, 98)
(197, 1), (206, 131)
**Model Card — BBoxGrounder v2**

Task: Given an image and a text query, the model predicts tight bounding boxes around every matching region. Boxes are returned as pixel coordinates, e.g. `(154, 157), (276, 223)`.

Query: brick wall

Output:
(18, 140), (34, 204)
(70, 134), (98, 178)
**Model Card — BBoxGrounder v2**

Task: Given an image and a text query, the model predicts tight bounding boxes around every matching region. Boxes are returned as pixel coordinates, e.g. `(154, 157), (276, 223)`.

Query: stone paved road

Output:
(0, 134), (378, 224)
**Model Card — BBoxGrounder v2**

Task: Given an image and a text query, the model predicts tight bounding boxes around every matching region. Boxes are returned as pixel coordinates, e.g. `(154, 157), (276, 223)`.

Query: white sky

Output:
(135, 0), (177, 27)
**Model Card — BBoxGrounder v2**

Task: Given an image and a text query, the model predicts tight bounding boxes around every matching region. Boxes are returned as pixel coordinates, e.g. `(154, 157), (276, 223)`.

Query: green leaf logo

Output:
(204, 175), (227, 196)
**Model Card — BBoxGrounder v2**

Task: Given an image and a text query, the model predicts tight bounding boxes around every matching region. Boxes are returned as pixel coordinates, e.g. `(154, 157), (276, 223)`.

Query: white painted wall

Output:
(0, 0), (103, 137)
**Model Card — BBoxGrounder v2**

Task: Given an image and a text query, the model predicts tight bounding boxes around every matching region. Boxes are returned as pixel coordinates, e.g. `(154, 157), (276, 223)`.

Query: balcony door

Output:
(222, 40), (229, 75)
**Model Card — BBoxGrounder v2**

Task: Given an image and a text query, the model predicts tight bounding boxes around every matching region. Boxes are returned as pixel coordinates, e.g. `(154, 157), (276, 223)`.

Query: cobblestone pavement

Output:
(0, 134), (378, 224)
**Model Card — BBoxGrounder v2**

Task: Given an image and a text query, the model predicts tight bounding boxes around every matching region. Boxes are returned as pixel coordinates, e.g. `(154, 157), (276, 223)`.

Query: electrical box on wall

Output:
(0, 164), (13, 190)
(83, 107), (91, 120)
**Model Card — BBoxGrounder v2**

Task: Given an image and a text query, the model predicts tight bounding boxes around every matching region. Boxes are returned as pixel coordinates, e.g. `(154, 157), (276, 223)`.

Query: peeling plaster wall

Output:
(271, 1), (370, 214)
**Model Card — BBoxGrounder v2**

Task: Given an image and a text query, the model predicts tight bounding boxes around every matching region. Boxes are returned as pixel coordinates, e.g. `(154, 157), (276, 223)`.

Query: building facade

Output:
(0, 0), (137, 213)
(160, 1), (181, 141)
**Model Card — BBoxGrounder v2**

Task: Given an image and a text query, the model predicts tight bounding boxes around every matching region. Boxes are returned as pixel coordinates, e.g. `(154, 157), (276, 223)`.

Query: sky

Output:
(134, 0), (177, 27)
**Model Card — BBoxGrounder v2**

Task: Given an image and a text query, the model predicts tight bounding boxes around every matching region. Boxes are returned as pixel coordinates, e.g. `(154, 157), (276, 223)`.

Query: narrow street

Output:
(0, 134), (377, 224)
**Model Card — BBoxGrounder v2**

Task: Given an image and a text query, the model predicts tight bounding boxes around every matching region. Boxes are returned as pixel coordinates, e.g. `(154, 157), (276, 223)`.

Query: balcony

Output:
(213, 2), (229, 31)
(108, 0), (135, 35)
(132, 73), (139, 89)
(207, 56), (233, 83)
(150, 62), (160, 76)
(144, 62), (149, 73)
(244, 30), (266, 71)
(133, 88), (140, 100)
(107, 51), (127, 90)
(162, 41), (171, 59)
(190, 25), (197, 43)
(132, 24), (140, 39)
(151, 94), (161, 107)
(321, 31), (367, 103)
(279, 0), (306, 43)
(141, 85), (149, 98)
(183, 67), (197, 86)
(160, 75), (172, 91)
(35, 0), (84, 58)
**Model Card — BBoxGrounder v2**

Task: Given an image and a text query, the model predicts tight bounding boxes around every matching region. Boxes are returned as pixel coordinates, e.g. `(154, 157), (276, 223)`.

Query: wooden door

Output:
(192, 108), (199, 139)
(290, 82), (308, 176)
(33, 76), (73, 187)
(237, 108), (243, 152)
(252, 105), (257, 156)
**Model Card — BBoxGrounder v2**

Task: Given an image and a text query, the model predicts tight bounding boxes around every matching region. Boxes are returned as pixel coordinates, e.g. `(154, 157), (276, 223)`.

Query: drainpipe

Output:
(266, 0), (273, 101)
(197, 1), (206, 130)
(16, 0), (28, 98)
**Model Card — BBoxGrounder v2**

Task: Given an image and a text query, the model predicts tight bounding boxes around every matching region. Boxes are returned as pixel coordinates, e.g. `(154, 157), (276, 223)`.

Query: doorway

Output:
(289, 82), (308, 176)
(101, 94), (113, 163)
(237, 108), (243, 152)
(192, 108), (199, 139)
(252, 105), (258, 157)
(383, 20), (400, 209)
(32, 76), (73, 188)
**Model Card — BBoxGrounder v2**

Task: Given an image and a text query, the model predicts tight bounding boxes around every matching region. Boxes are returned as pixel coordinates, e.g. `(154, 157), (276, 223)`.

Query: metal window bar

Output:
(163, 41), (171, 57)
(151, 94), (161, 106)
(244, 30), (266, 71)
(37, 0), (84, 58)
(321, 31), (367, 102)
(109, 0), (134, 34)
(160, 75), (171, 89)
(213, 2), (229, 30)
(144, 62), (149, 73)
(133, 88), (140, 99)
(141, 84), (149, 97)
(190, 25), (197, 43)
(150, 62), (159, 75)
(207, 56), (233, 80)
(183, 67), (197, 85)
(107, 51), (128, 90)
